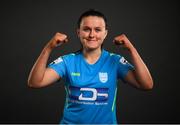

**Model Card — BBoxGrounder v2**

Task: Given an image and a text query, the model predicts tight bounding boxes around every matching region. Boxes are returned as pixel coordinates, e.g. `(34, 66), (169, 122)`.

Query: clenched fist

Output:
(46, 32), (68, 50)
(113, 34), (134, 51)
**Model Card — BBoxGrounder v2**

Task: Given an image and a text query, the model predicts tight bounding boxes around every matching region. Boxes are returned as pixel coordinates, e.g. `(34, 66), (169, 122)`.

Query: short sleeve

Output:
(48, 56), (66, 78)
(117, 56), (134, 80)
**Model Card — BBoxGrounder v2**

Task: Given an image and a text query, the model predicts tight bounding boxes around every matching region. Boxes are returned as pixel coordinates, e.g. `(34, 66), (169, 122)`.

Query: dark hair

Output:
(77, 9), (108, 29)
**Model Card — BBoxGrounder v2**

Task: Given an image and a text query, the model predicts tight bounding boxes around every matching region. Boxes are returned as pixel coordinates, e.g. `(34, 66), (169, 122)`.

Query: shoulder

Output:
(62, 50), (81, 61)
(104, 50), (130, 66)
(50, 50), (81, 65)
(104, 50), (122, 61)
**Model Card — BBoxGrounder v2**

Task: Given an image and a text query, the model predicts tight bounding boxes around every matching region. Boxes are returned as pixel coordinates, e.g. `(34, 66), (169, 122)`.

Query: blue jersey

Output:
(48, 49), (134, 124)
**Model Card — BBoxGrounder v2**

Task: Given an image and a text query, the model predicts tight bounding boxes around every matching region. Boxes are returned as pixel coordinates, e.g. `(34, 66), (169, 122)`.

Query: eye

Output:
(82, 28), (90, 32)
(95, 28), (102, 32)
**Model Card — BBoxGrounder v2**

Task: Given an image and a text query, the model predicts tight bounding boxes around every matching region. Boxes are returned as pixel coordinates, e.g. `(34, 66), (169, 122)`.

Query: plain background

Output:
(0, 0), (179, 123)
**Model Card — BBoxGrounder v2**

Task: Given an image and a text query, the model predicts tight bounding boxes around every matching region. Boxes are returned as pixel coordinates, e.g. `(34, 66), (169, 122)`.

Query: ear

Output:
(104, 29), (108, 39)
(76, 29), (80, 37)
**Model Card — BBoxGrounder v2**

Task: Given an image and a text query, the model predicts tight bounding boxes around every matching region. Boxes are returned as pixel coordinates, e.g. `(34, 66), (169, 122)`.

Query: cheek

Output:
(79, 31), (88, 37)
(79, 33), (87, 42)
(98, 33), (106, 40)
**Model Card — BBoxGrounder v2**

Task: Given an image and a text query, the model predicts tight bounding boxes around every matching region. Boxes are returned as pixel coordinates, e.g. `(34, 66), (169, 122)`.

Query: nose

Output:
(89, 30), (95, 38)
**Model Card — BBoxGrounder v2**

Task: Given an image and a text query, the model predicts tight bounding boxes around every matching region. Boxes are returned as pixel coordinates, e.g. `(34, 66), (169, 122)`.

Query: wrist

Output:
(44, 45), (53, 54)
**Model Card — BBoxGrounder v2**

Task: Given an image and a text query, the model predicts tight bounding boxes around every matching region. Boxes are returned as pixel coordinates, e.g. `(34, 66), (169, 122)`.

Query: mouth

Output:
(86, 39), (97, 42)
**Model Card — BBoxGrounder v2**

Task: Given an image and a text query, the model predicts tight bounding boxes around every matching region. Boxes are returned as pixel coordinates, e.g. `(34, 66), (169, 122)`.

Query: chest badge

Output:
(99, 72), (108, 83)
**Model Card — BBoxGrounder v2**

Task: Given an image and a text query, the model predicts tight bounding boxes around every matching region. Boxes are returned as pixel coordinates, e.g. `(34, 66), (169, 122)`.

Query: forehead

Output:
(80, 16), (106, 28)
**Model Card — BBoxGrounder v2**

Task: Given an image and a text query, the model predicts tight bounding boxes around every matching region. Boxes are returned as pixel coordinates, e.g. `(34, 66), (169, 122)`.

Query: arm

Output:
(28, 32), (68, 88)
(114, 34), (153, 90)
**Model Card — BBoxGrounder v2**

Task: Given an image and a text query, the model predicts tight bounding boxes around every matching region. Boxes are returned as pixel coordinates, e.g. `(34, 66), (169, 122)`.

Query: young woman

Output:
(28, 9), (153, 124)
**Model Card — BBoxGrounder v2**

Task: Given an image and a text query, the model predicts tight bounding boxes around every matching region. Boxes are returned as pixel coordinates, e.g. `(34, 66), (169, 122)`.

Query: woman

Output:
(28, 9), (153, 124)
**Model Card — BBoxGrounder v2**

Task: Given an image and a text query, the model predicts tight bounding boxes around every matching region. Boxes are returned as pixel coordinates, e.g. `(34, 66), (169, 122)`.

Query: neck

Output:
(83, 48), (102, 64)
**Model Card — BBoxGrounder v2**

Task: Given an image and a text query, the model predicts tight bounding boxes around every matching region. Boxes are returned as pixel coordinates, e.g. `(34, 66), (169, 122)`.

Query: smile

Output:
(86, 39), (97, 42)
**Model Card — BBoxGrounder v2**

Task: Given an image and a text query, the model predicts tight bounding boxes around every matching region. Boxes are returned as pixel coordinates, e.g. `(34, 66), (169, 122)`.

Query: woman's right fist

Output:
(47, 32), (68, 49)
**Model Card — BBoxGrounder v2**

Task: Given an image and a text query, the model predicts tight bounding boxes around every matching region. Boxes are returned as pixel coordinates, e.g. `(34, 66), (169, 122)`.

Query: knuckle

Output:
(54, 32), (67, 41)
(62, 34), (67, 39)
(55, 32), (60, 36)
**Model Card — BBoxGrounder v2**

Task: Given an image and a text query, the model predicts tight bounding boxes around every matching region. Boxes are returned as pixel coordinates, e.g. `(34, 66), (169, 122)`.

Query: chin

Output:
(86, 46), (99, 50)
(87, 44), (100, 48)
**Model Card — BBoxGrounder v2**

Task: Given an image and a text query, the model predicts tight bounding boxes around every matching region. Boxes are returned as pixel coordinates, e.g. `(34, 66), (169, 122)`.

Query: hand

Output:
(113, 34), (134, 51)
(46, 32), (68, 50)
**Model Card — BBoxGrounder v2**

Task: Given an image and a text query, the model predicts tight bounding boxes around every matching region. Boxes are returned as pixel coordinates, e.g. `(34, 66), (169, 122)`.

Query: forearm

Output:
(28, 46), (52, 86)
(129, 47), (153, 89)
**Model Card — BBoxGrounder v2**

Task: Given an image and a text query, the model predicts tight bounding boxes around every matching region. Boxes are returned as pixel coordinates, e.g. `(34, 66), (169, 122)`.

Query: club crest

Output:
(99, 72), (108, 83)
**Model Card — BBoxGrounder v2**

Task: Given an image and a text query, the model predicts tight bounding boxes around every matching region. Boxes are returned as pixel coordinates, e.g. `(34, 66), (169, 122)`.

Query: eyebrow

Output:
(82, 26), (105, 29)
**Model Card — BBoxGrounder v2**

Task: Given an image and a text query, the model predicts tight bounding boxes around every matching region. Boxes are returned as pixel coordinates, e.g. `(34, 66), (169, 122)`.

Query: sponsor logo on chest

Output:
(68, 86), (109, 105)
